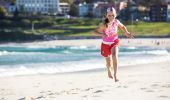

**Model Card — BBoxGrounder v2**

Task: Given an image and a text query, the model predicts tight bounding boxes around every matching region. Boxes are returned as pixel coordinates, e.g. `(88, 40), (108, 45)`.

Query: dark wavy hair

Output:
(103, 14), (109, 28)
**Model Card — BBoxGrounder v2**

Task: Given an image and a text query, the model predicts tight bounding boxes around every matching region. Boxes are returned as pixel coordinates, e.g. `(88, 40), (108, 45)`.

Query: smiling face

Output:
(106, 11), (115, 22)
(106, 7), (117, 22)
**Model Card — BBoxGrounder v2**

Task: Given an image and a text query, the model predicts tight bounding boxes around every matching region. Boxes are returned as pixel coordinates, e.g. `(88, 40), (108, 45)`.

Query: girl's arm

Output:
(118, 20), (134, 38)
(92, 23), (105, 36)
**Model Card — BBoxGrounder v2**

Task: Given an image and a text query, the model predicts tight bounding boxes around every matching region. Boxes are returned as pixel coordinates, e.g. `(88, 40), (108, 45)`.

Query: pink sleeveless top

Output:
(102, 19), (119, 42)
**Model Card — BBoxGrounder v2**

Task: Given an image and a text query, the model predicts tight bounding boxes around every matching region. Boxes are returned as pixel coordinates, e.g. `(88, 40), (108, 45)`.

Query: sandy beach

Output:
(19, 38), (170, 47)
(0, 61), (170, 100)
(0, 38), (170, 100)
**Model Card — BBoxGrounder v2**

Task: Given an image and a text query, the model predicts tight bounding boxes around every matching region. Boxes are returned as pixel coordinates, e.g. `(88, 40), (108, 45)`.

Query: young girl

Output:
(93, 7), (134, 82)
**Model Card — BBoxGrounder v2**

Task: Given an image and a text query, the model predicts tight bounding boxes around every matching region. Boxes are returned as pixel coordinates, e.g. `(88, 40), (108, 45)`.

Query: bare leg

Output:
(111, 46), (119, 82)
(105, 57), (113, 79)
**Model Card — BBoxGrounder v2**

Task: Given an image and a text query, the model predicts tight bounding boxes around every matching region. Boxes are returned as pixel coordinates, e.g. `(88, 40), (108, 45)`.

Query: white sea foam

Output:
(0, 55), (170, 77)
(0, 45), (170, 77)
(0, 50), (54, 56)
(122, 46), (137, 49)
(0, 59), (104, 77)
(120, 49), (170, 56)
(0, 51), (18, 56)
(25, 45), (57, 49)
(69, 46), (88, 50)
(145, 50), (170, 55)
(0, 51), (9, 56)
(69, 46), (99, 50)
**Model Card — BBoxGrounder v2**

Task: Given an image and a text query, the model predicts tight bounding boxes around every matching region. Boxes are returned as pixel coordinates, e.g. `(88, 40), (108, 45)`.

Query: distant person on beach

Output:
(92, 6), (134, 82)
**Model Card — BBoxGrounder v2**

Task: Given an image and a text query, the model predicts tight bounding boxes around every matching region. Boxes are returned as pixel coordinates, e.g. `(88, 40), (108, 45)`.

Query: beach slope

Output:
(0, 61), (170, 100)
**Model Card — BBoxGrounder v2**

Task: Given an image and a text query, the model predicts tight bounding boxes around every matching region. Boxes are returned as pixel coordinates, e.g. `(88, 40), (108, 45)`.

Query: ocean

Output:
(0, 43), (170, 77)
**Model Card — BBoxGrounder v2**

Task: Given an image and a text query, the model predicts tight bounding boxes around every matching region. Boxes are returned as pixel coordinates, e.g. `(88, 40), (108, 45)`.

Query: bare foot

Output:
(114, 75), (119, 82)
(115, 79), (119, 82)
(108, 71), (113, 79)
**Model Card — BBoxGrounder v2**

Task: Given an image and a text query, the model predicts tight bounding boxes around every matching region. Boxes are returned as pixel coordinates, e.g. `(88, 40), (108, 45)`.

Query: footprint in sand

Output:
(0, 89), (5, 91)
(53, 92), (60, 95)
(84, 88), (93, 91)
(123, 86), (128, 88)
(159, 95), (170, 98)
(93, 90), (103, 93)
(18, 96), (35, 100)
(140, 87), (154, 92)
(68, 88), (81, 94)
(0, 98), (4, 100)
(116, 86), (121, 88)
(140, 88), (147, 90)
(40, 90), (52, 94)
(92, 95), (100, 97)
(66, 89), (78, 94)
(70, 92), (78, 94)
(52, 92), (61, 96)
(116, 85), (128, 88)
(35, 95), (45, 99)
(161, 84), (170, 88)
(82, 95), (87, 98)
(151, 84), (159, 87)
(0, 89), (5, 93)
(39, 91), (45, 93)
(40, 91), (61, 97)
(145, 90), (154, 92)
(60, 90), (67, 94)
(48, 93), (55, 95)
(69, 88), (81, 91)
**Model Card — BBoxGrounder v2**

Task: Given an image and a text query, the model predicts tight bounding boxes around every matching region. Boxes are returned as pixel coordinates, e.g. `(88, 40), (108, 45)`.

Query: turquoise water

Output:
(0, 43), (170, 77)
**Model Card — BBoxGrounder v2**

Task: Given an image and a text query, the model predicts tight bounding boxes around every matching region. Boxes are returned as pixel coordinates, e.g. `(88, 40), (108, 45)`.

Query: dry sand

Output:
(0, 62), (170, 100)
(20, 38), (170, 47)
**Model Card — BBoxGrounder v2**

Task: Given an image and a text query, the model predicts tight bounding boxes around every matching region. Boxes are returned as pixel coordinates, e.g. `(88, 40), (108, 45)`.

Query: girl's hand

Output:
(102, 33), (108, 37)
(126, 32), (134, 38)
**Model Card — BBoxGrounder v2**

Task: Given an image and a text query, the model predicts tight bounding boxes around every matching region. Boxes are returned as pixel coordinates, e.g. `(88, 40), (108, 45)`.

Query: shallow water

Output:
(0, 43), (170, 77)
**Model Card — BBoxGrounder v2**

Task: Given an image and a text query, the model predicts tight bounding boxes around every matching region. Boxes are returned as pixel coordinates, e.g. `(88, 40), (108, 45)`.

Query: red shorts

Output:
(101, 39), (119, 57)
